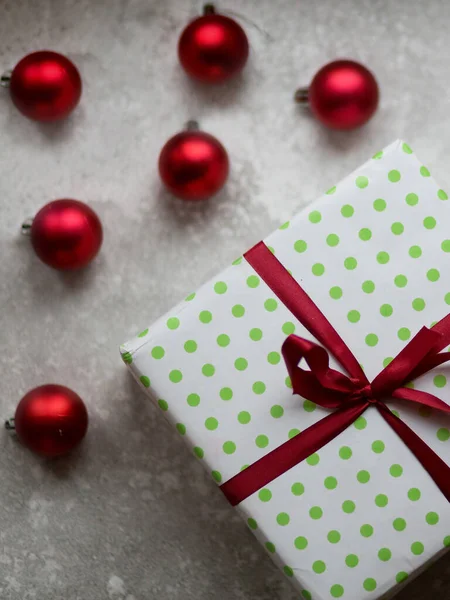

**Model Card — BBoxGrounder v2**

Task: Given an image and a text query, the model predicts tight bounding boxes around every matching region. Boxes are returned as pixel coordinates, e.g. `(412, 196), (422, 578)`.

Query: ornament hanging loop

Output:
(203, 3), (215, 15)
(21, 218), (33, 236)
(185, 119), (199, 131)
(1, 70), (12, 88)
(5, 418), (15, 431)
(294, 87), (309, 104)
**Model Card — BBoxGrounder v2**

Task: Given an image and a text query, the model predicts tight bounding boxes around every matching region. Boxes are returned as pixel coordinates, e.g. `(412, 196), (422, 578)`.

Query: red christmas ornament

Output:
(6, 384), (88, 457)
(3, 50), (82, 121)
(295, 60), (379, 130)
(158, 121), (229, 201)
(23, 199), (103, 270)
(178, 4), (249, 83)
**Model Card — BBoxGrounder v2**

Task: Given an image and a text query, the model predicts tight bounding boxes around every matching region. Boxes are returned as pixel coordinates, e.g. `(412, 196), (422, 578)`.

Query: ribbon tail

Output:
(371, 327), (441, 397)
(431, 313), (450, 352)
(393, 387), (450, 413)
(408, 351), (450, 382)
(378, 404), (450, 502)
(220, 400), (368, 506)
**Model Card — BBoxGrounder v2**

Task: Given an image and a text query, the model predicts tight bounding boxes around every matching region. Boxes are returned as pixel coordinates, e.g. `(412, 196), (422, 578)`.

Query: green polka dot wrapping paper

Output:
(121, 141), (450, 600)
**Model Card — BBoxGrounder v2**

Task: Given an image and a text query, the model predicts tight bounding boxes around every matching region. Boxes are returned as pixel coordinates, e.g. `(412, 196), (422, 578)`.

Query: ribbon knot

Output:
(351, 384), (374, 403)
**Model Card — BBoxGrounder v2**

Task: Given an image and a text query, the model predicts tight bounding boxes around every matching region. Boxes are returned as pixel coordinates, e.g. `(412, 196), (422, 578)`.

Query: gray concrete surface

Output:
(0, 0), (449, 598)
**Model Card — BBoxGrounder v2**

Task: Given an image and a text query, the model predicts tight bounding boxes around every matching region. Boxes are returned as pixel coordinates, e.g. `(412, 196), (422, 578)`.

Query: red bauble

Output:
(307, 60), (379, 130)
(159, 128), (229, 200)
(29, 199), (103, 270)
(9, 51), (82, 121)
(13, 384), (88, 457)
(178, 8), (249, 83)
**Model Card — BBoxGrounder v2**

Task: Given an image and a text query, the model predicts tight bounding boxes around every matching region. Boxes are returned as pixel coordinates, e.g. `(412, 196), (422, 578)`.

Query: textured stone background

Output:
(0, 0), (449, 598)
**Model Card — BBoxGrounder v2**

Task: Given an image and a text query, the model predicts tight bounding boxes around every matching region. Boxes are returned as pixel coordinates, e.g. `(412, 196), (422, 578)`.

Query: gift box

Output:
(121, 140), (450, 600)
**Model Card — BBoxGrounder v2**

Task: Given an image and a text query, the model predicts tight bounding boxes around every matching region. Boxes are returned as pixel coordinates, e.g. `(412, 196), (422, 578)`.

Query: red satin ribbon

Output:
(220, 241), (450, 506)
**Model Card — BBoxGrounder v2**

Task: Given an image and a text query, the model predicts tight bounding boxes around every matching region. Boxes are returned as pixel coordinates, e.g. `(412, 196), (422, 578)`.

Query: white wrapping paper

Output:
(121, 140), (450, 600)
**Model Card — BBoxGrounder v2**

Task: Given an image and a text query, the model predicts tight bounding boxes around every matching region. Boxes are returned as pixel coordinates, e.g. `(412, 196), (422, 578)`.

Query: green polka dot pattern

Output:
(327, 233), (340, 246)
(330, 584), (344, 597)
(330, 286), (343, 299)
(391, 222), (404, 235)
(237, 411), (251, 424)
(360, 524), (374, 537)
(405, 192), (419, 206)
(199, 310), (212, 324)
(214, 281), (227, 294)
(294, 536), (308, 549)
(216, 334), (230, 347)
(184, 340), (197, 353)
(324, 476), (338, 489)
(362, 280), (375, 293)
(356, 176), (369, 188)
(201, 364), (215, 377)
(325, 530), (340, 544)
(187, 393), (200, 407)
(344, 257), (357, 270)
(359, 228), (372, 241)
(157, 399), (168, 411)
(354, 417), (367, 430)
(377, 251), (390, 264)
(204, 417), (218, 431)
(388, 170), (401, 182)
(139, 375), (150, 388)
(291, 482), (305, 496)
(121, 351), (132, 364)
(373, 198), (386, 211)
(364, 578), (377, 592)
(264, 298), (278, 312)
(166, 317), (180, 330)
(123, 141), (450, 598)
(276, 512), (290, 526)
(341, 204), (354, 217)
(232, 304), (245, 317)
(219, 387), (233, 401)
(339, 446), (352, 459)
(312, 560), (326, 574)
(345, 554), (359, 568)
(294, 239), (307, 253)
(347, 310), (360, 323)
(309, 210), (322, 223)
(342, 500), (356, 514)
(375, 494), (388, 508)
(267, 351), (281, 365)
(312, 263), (325, 276)
(249, 328), (263, 341)
(390, 464), (403, 478)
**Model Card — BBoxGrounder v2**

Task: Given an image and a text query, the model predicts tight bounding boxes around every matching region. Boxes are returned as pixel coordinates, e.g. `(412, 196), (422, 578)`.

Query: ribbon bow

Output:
(220, 242), (450, 506)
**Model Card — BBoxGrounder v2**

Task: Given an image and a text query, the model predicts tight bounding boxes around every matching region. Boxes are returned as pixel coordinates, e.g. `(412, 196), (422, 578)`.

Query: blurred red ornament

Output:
(4, 50), (82, 121)
(178, 4), (249, 83)
(158, 121), (229, 201)
(24, 199), (103, 270)
(295, 60), (379, 130)
(7, 384), (88, 457)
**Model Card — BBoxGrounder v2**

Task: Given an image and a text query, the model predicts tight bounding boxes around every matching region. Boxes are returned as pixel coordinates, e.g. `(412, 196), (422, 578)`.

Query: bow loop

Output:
(282, 334), (361, 409)
(282, 326), (450, 416)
